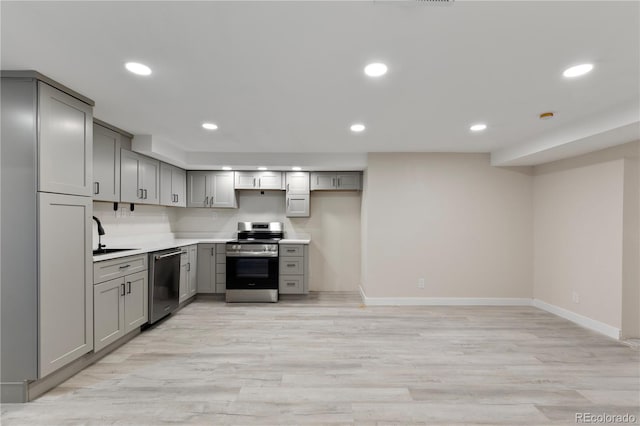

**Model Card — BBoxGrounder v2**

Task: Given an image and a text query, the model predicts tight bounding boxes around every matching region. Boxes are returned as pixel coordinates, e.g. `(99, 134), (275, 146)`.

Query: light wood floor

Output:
(2, 292), (639, 425)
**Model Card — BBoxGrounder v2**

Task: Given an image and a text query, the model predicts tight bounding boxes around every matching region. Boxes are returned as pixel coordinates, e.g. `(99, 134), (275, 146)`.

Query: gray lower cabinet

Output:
(279, 244), (309, 294)
(179, 245), (198, 303)
(160, 162), (186, 207)
(92, 122), (121, 202)
(187, 171), (237, 208)
(310, 172), (361, 191)
(197, 243), (226, 294)
(121, 149), (160, 204)
(93, 255), (148, 352)
(38, 192), (94, 378)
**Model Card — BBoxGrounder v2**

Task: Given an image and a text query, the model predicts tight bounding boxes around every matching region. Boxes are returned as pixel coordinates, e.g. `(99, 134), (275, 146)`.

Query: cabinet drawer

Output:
(280, 245), (303, 257)
(280, 257), (303, 275)
(216, 272), (226, 284)
(216, 253), (226, 264)
(279, 276), (303, 294)
(94, 254), (147, 284)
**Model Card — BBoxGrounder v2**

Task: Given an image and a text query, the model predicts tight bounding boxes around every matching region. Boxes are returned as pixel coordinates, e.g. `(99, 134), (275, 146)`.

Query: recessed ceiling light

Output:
(350, 123), (366, 132)
(202, 123), (218, 130)
(292, 166), (302, 171)
(470, 123), (487, 132)
(258, 166), (268, 171)
(222, 166), (232, 171)
(125, 62), (152, 76)
(364, 63), (388, 77)
(563, 63), (594, 78)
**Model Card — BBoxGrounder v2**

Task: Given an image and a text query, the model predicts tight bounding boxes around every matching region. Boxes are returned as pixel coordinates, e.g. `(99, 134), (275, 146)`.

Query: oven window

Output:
(234, 258), (270, 278)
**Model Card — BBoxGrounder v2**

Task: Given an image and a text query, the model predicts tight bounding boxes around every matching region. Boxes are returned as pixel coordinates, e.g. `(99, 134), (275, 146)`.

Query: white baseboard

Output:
(532, 299), (621, 340)
(358, 286), (531, 306)
(358, 287), (621, 340)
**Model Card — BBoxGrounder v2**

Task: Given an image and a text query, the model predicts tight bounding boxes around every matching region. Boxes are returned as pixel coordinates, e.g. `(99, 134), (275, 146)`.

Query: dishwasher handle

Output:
(154, 250), (183, 260)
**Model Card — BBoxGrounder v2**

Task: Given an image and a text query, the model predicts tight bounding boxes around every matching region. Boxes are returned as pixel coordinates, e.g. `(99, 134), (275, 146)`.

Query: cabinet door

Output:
(179, 262), (189, 303)
(140, 157), (160, 204)
(124, 271), (148, 333)
(286, 194), (310, 217)
(38, 193), (93, 378)
(234, 171), (257, 189)
(310, 172), (336, 190)
(159, 162), (174, 206)
(336, 172), (361, 190)
(211, 172), (237, 208)
(173, 167), (186, 207)
(187, 171), (208, 207)
(120, 149), (142, 203)
(94, 278), (125, 352)
(196, 244), (216, 293)
(188, 245), (198, 297)
(257, 172), (283, 189)
(286, 172), (310, 195)
(38, 82), (93, 196)
(93, 124), (120, 202)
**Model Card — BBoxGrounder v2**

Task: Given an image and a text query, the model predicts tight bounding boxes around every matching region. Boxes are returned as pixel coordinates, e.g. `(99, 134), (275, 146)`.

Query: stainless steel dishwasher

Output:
(148, 247), (181, 324)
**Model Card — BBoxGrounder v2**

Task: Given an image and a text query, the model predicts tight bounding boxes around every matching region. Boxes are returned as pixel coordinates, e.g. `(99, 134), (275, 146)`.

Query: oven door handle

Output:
(155, 251), (183, 260)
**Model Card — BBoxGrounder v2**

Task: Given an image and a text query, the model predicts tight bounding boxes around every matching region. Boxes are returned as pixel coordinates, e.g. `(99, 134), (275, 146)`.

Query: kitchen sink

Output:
(92, 248), (138, 256)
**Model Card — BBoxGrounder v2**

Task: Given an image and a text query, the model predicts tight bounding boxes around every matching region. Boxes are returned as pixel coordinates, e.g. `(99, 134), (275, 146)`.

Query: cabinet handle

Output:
(210, 196), (214, 207)
(287, 264), (296, 267)
(204, 196), (209, 206)
(332, 177), (336, 187)
(287, 197), (290, 207)
(287, 282), (295, 286)
(211, 247), (214, 256)
(253, 178), (256, 187)
(259, 178), (261, 187)
(187, 262), (191, 272)
(286, 183), (289, 192)
(127, 281), (132, 294)
(287, 249), (295, 253)
(337, 177), (341, 188)
(176, 194), (179, 203)
(118, 264), (131, 269)
(138, 188), (143, 199)
(144, 189), (148, 199)
(94, 182), (100, 195)
(121, 283), (126, 296)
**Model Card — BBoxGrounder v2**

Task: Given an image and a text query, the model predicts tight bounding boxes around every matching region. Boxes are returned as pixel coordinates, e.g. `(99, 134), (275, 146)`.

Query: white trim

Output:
(358, 285), (367, 304)
(532, 299), (621, 340)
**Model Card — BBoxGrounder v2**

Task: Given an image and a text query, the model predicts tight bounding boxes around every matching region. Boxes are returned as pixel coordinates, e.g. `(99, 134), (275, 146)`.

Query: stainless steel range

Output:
(225, 222), (283, 303)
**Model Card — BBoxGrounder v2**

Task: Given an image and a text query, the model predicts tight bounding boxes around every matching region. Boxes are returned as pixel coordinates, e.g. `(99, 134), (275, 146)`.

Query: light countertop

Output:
(93, 237), (310, 262)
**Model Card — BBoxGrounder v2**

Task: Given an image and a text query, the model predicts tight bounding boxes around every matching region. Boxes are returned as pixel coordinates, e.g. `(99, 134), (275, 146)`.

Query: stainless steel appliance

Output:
(148, 247), (181, 323)
(226, 222), (283, 303)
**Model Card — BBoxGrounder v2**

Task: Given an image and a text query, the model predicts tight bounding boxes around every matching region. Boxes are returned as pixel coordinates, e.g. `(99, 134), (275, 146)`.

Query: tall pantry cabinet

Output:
(1, 71), (94, 402)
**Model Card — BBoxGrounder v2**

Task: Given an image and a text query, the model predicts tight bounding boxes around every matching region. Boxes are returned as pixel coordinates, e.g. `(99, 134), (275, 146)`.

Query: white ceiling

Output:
(2, 1), (638, 168)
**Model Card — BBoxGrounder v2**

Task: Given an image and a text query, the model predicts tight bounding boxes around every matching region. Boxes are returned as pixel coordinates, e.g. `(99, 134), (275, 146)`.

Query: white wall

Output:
(361, 153), (533, 299)
(173, 191), (362, 292)
(533, 141), (640, 337)
(92, 201), (176, 247)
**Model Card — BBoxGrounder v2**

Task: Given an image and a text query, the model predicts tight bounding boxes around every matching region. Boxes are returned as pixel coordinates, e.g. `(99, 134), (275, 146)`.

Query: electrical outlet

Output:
(572, 291), (580, 304)
(418, 278), (425, 289)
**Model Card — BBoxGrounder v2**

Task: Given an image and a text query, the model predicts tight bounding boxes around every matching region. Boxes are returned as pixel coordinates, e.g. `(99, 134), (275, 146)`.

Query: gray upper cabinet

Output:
(286, 194), (310, 217)
(187, 171), (237, 208)
(286, 172), (310, 195)
(120, 149), (160, 205)
(38, 82), (93, 197)
(92, 123), (121, 202)
(160, 162), (186, 207)
(234, 171), (283, 190)
(38, 192), (93, 378)
(310, 172), (361, 191)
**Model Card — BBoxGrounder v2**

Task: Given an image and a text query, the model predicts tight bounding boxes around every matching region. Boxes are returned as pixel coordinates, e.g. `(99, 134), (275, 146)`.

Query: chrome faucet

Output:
(92, 216), (106, 251)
